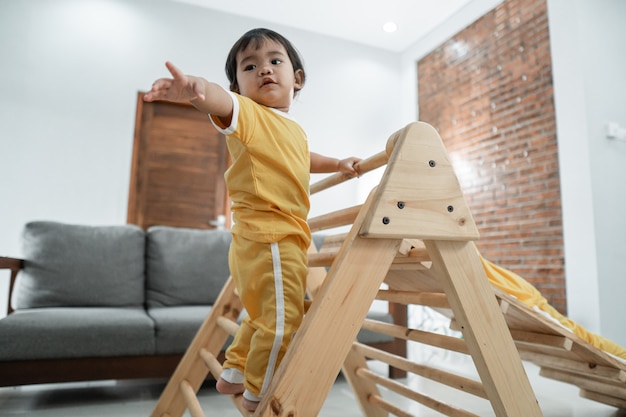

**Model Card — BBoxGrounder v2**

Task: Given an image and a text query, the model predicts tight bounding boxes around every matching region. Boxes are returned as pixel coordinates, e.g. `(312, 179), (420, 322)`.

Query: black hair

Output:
(225, 28), (306, 94)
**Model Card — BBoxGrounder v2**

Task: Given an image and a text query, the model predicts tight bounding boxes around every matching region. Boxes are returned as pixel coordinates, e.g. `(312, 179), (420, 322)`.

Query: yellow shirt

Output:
(210, 92), (311, 245)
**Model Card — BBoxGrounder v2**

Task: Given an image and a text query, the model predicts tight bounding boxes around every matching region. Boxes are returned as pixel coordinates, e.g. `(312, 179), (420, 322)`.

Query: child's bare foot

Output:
(242, 397), (259, 412)
(216, 377), (244, 395)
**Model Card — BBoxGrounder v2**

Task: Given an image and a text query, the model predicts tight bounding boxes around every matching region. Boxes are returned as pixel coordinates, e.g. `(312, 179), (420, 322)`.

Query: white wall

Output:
(0, 0), (402, 314)
(547, 0), (626, 343)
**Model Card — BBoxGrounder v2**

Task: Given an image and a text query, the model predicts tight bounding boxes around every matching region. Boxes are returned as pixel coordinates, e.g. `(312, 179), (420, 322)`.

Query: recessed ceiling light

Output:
(382, 21), (398, 33)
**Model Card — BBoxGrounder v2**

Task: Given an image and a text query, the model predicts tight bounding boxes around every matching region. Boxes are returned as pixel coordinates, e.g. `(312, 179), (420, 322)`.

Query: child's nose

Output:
(259, 65), (273, 75)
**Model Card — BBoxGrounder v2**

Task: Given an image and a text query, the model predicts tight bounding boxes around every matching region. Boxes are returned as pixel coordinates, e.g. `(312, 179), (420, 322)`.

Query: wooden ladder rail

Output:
(150, 277), (250, 417)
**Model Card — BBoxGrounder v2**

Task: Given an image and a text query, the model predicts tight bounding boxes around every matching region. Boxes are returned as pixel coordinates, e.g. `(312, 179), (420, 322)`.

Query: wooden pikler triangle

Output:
(150, 122), (545, 417)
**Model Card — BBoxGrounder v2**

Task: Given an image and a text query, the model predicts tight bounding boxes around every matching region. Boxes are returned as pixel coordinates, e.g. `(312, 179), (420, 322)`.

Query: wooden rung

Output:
(509, 329), (573, 350)
(375, 289), (450, 308)
(368, 394), (414, 417)
(199, 349), (222, 379)
(356, 367), (480, 417)
(518, 350), (626, 383)
(540, 367), (626, 399)
(316, 232), (348, 248)
(216, 316), (239, 337)
(310, 149), (388, 195)
(580, 388), (626, 409)
(354, 342), (486, 398)
(308, 251), (336, 267)
(308, 205), (361, 232)
(198, 349), (252, 416)
(180, 380), (205, 417)
(308, 246), (431, 268)
(361, 319), (469, 354)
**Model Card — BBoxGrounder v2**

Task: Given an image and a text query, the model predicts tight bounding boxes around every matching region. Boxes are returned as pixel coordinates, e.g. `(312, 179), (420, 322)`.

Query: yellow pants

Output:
(222, 234), (308, 402)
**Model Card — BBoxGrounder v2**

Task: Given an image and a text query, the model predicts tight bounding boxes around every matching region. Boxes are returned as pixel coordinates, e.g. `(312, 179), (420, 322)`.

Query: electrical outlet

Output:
(606, 122), (626, 141)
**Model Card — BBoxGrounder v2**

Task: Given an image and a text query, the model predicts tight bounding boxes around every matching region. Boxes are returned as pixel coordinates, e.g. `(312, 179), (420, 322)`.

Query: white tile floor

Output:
(1, 346), (624, 417)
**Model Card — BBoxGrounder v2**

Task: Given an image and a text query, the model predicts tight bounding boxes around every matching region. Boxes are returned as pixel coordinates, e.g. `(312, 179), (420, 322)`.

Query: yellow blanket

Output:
(480, 255), (626, 360)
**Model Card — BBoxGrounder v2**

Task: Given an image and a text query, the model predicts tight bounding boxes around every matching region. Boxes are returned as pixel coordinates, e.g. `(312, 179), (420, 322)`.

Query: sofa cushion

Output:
(146, 226), (231, 307)
(0, 307), (155, 360)
(148, 306), (213, 354)
(12, 221), (146, 309)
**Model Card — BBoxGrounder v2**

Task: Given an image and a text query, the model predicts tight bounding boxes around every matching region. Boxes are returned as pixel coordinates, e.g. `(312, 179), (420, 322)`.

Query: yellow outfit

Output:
(480, 254), (626, 360)
(210, 92), (311, 402)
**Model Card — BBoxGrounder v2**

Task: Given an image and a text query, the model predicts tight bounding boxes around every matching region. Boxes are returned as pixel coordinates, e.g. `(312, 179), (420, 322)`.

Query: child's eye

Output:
(244, 64), (256, 71)
(271, 59), (282, 65)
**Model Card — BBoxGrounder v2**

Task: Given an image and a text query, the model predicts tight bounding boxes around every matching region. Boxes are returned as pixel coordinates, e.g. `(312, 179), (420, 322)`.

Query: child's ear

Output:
(294, 69), (304, 91)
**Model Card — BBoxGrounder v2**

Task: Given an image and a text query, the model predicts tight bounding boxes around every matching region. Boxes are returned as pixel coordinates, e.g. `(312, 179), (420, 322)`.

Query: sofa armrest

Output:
(0, 257), (24, 315)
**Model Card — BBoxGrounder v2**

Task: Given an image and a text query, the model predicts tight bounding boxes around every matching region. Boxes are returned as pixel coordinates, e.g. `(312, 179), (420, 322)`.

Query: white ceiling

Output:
(172, 0), (473, 52)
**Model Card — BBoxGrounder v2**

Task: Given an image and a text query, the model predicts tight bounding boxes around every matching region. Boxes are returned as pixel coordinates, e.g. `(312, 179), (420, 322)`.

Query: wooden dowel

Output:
(180, 380), (205, 417)
(361, 319), (469, 354)
(354, 343), (486, 399)
(308, 251), (336, 267)
(198, 349), (252, 416)
(367, 394), (414, 417)
(375, 289), (450, 308)
(308, 205), (361, 232)
(357, 367), (480, 417)
(310, 150), (388, 195)
(309, 248), (430, 269)
(199, 349), (222, 379)
(320, 233), (349, 247)
(216, 316), (239, 337)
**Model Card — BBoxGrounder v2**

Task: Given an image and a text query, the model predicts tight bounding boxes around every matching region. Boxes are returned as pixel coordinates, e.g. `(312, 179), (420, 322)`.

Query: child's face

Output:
(235, 38), (303, 112)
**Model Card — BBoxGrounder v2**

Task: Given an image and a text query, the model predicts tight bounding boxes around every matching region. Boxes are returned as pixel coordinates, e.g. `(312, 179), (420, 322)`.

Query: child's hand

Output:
(337, 157), (361, 178)
(144, 61), (206, 103)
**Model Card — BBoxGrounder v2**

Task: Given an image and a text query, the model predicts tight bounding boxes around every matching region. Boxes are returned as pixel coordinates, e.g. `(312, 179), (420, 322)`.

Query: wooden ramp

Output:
(494, 289), (626, 409)
(150, 121), (547, 417)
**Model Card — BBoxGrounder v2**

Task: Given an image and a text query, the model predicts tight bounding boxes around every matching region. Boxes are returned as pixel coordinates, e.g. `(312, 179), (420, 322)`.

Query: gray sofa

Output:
(0, 221), (405, 387)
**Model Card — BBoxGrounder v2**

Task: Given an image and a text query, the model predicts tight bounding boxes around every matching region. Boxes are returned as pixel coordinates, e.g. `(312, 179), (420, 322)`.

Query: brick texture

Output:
(418, 0), (565, 312)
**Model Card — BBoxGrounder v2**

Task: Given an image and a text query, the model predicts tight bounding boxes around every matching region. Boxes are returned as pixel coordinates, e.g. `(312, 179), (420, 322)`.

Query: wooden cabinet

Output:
(127, 92), (230, 230)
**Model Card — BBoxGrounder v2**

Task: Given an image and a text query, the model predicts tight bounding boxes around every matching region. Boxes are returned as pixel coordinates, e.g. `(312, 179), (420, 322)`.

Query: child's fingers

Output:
(165, 61), (185, 80)
(143, 79), (172, 101)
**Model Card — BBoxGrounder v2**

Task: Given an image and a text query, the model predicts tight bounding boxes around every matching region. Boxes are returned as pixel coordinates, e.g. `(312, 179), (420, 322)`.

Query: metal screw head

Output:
(447, 205), (454, 212)
(429, 160), (436, 167)
(397, 201), (405, 209)
(382, 217), (390, 225)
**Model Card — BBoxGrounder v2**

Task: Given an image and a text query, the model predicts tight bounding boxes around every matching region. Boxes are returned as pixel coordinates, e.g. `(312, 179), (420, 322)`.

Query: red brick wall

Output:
(418, 0), (566, 312)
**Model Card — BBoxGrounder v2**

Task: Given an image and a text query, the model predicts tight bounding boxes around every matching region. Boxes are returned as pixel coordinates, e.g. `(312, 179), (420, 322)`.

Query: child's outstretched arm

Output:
(144, 61), (232, 120)
(310, 152), (361, 177)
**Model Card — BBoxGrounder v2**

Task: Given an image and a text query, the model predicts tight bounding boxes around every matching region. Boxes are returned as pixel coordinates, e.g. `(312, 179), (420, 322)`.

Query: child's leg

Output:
(230, 235), (308, 405)
(218, 238), (253, 393)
